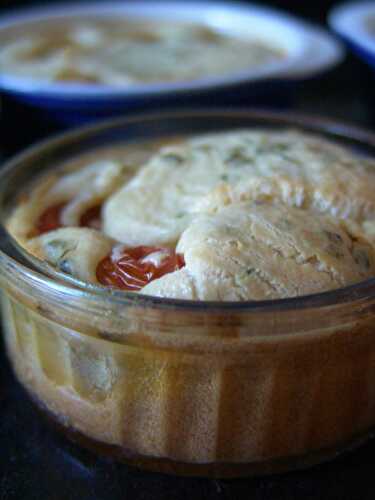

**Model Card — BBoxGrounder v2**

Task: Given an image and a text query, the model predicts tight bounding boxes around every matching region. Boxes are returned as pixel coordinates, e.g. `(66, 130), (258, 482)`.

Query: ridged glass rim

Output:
(1, 108), (375, 314)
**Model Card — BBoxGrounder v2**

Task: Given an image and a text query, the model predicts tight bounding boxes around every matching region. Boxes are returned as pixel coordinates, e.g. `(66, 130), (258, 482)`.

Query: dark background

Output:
(0, 0), (355, 22)
(0, 1), (375, 499)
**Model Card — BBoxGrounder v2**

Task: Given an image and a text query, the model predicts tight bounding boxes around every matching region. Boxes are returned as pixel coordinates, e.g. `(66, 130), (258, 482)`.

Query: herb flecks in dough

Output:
(142, 203), (375, 301)
(44, 238), (78, 274)
(225, 148), (251, 168)
(353, 247), (372, 271)
(26, 228), (114, 284)
(8, 129), (375, 300)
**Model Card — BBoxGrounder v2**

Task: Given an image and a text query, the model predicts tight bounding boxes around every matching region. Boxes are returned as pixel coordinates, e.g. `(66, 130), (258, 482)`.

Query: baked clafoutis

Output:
(0, 19), (283, 85)
(4, 126), (375, 476)
(8, 130), (375, 299)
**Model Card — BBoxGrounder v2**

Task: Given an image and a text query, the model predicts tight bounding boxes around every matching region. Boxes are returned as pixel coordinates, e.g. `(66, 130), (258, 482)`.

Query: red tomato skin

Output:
(35, 202), (66, 235)
(96, 246), (185, 291)
(35, 203), (102, 235)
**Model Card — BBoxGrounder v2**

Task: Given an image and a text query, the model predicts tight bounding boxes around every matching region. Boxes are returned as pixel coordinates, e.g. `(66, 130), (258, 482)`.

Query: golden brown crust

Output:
(7, 129), (375, 300)
(143, 203), (375, 300)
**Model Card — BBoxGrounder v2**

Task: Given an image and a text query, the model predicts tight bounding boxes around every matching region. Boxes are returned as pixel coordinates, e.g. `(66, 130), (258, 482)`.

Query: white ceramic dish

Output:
(0, 1), (344, 122)
(329, 1), (375, 70)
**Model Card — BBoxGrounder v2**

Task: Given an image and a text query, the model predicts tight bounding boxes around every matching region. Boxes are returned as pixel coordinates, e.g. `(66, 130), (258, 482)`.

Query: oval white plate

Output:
(329, 1), (375, 63)
(0, 1), (343, 101)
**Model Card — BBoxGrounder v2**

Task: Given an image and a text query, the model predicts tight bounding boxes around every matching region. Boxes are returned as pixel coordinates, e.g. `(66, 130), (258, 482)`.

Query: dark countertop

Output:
(1, 10), (375, 498)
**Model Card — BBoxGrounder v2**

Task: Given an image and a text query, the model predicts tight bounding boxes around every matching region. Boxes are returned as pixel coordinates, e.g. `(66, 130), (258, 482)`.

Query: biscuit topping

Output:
(9, 130), (375, 300)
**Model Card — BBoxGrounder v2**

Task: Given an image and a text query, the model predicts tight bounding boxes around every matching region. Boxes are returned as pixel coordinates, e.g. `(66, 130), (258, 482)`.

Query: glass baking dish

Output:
(1, 110), (375, 478)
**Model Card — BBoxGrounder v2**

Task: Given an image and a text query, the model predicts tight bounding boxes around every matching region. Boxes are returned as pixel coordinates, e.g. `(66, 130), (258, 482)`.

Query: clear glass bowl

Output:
(1, 110), (375, 477)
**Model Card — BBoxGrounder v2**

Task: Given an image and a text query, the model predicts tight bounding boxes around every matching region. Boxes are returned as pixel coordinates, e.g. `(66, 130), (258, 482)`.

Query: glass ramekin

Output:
(1, 110), (375, 478)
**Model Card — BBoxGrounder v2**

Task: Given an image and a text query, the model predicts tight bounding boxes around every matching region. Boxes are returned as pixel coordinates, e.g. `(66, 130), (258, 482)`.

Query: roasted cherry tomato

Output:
(79, 204), (102, 230)
(35, 203), (102, 235)
(96, 246), (185, 291)
(35, 202), (66, 235)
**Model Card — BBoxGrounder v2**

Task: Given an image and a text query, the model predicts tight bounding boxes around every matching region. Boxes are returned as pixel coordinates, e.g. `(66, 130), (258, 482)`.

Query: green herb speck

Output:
(58, 259), (73, 275)
(354, 249), (371, 270)
(163, 153), (185, 165)
(324, 231), (343, 244)
(226, 148), (250, 168)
